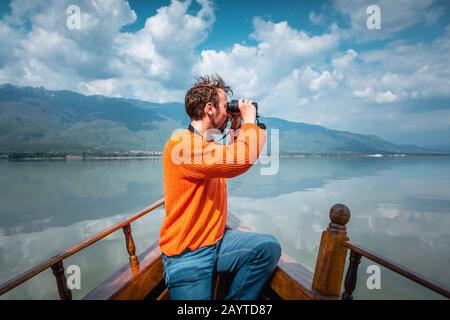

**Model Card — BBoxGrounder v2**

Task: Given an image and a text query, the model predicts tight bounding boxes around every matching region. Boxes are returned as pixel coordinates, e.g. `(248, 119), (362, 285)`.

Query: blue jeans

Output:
(161, 230), (282, 300)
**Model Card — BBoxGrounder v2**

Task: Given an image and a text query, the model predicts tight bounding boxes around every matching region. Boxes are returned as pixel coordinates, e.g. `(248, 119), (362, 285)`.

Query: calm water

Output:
(0, 156), (449, 300)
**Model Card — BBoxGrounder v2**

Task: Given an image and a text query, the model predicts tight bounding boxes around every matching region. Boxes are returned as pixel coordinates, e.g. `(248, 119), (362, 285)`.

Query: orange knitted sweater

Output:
(159, 123), (266, 256)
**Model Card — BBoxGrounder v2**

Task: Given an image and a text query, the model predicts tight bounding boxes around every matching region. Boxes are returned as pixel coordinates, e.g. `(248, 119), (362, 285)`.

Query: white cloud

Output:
(0, 0), (215, 102)
(310, 71), (338, 91)
(353, 87), (400, 105)
(353, 87), (372, 98)
(308, 11), (325, 25)
(332, 49), (358, 70)
(194, 17), (340, 100)
(351, 29), (450, 103)
(0, 0), (136, 87)
(121, 0), (214, 84)
(375, 90), (397, 104)
(251, 17), (339, 59)
(80, 79), (119, 97)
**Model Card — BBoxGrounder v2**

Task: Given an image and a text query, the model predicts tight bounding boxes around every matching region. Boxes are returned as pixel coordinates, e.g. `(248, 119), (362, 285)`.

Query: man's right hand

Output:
(238, 99), (257, 125)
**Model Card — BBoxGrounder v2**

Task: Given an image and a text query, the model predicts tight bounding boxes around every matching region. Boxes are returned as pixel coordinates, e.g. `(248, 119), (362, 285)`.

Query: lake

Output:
(1, 156), (449, 299)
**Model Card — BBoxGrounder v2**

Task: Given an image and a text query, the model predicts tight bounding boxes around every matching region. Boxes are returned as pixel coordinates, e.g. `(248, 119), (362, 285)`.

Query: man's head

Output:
(185, 75), (233, 131)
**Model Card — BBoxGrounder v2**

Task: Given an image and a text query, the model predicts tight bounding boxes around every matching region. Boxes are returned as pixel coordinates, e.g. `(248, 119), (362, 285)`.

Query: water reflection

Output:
(0, 208), (164, 299)
(0, 156), (449, 299)
(228, 156), (450, 299)
(0, 159), (163, 235)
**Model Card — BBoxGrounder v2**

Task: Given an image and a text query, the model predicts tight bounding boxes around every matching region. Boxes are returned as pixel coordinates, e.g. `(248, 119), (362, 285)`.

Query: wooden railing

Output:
(312, 203), (351, 296)
(341, 241), (450, 299)
(311, 203), (450, 299)
(0, 198), (165, 299)
(1, 198), (449, 300)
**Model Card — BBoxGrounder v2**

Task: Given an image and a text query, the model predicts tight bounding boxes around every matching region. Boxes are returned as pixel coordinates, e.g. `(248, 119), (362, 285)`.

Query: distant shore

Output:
(1, 151), (450, 161)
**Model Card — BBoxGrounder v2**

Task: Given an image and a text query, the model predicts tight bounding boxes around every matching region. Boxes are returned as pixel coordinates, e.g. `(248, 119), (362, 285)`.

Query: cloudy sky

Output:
(0, 0), (449, 147)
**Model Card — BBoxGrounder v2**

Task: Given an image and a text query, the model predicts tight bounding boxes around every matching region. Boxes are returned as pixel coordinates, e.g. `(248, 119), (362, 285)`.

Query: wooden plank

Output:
(270, 253), (331, 300)
(83, 241), (164, 300)
(156, 288), (169, 300)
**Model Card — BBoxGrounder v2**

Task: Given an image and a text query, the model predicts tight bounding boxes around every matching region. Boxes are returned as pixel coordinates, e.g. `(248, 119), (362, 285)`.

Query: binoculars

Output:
(226, 100), (266, 129)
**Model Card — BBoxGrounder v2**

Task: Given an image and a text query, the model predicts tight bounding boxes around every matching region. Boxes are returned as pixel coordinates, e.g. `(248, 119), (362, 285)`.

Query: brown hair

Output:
(185, 75), (233, 120)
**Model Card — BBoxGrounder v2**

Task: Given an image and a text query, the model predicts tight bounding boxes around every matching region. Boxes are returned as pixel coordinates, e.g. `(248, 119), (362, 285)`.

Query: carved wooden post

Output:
(122, 224), (139, 269)
(51, 260), (72, 300)
(341, 250), (362, 300)
(312, 203), (351, 297)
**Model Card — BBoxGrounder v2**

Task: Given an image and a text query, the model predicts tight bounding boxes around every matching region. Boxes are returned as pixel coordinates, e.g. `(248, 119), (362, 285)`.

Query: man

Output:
(159, 75), (281, 300)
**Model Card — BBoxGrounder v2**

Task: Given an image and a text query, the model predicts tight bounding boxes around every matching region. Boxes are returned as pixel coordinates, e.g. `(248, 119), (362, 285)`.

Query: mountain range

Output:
(0, 84), (436, 154)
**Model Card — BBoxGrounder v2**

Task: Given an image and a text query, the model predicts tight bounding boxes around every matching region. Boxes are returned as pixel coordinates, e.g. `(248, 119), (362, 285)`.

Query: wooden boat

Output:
(1, 198), (449, 300)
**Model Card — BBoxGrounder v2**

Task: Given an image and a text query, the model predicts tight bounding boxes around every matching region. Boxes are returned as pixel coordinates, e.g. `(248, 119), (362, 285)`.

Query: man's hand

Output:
(238, 99), (257, 125)
(229, 113), (242, 129)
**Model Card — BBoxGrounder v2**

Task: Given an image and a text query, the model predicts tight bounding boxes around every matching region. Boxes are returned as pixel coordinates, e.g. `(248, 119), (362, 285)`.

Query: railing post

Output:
(341, 250), (362, 300)
(312, 203), (351, 297)
(51, 260), (72, 300)
(122, 224), (139, 269)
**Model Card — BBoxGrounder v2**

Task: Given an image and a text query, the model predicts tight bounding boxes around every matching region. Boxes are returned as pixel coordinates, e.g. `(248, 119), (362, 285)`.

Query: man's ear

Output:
(205, 102), (214, 116)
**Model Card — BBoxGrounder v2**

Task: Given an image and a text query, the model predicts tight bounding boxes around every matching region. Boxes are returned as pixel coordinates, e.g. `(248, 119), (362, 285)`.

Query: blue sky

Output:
(0, 0), (449, 147)
(122, 1), (333, 51)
